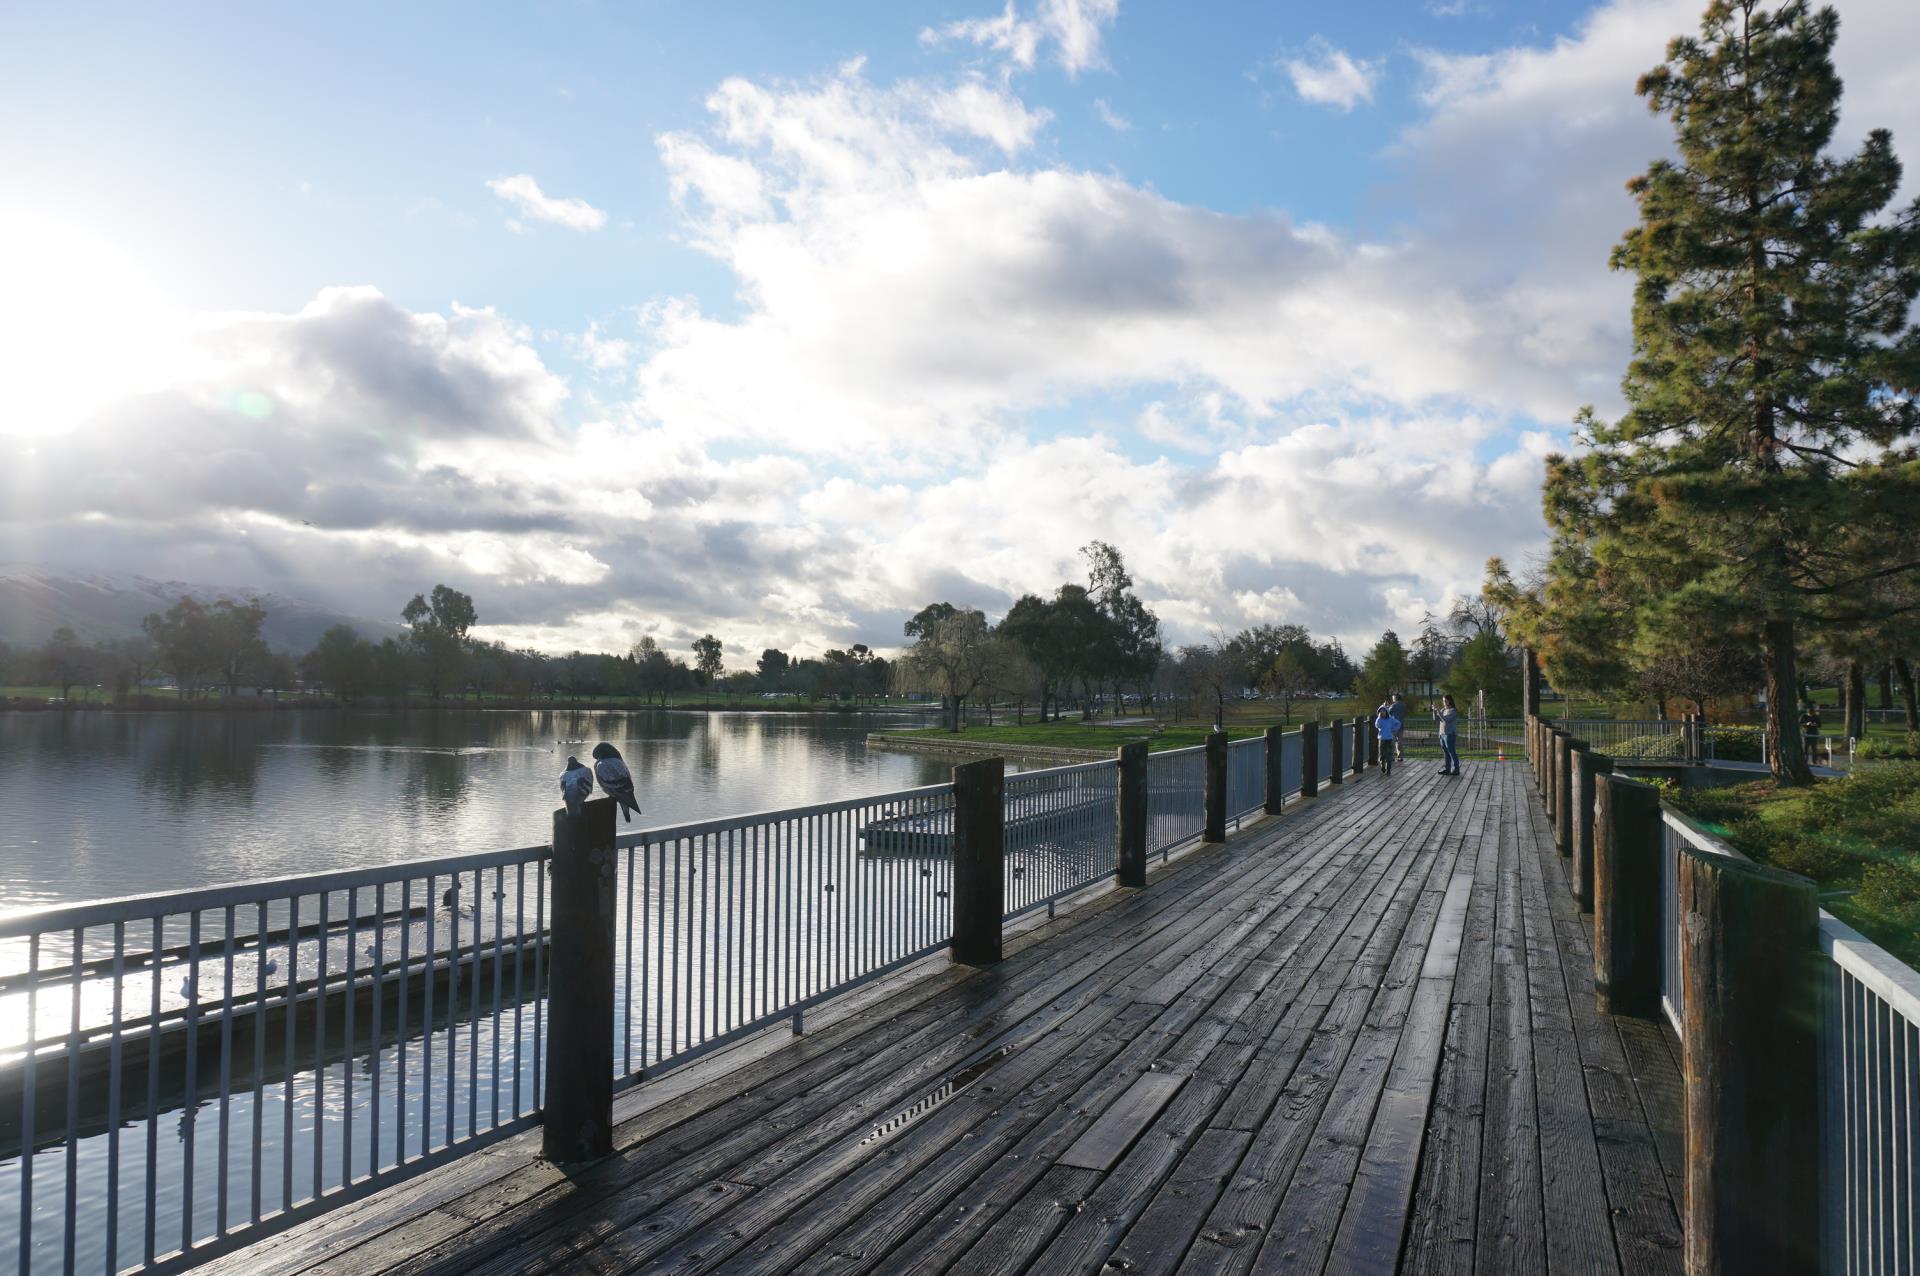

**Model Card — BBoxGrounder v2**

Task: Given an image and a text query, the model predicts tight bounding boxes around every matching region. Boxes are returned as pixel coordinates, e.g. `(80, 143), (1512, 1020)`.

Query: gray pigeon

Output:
(591, 742), (640, 823)
(560, 755), (594, 817)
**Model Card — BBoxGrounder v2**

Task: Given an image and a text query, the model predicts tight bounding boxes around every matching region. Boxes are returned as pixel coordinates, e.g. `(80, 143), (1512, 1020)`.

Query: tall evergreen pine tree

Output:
(1566, 0), (1920, 783)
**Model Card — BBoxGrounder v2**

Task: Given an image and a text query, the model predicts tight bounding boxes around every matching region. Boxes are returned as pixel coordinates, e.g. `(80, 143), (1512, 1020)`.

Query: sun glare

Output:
(0, 210), (184, 440)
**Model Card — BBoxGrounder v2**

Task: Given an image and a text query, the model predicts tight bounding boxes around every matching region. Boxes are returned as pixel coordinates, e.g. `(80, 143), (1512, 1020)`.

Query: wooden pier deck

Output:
(205, 760), (1685, 1275)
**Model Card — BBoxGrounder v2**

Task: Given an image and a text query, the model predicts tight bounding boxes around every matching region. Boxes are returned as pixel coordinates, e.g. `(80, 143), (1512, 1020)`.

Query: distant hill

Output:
(0, 566), (407, 654)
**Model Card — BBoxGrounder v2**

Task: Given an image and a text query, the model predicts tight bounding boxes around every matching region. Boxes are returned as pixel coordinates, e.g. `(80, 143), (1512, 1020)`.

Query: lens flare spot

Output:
(229, 390), (275, 420)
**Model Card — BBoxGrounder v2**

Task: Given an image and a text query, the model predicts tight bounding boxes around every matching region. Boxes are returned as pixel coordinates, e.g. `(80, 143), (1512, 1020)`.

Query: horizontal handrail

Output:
(0, 842), (551, 940)
(615, 780), (955, 848)
(1819, 913), (1920, 1028)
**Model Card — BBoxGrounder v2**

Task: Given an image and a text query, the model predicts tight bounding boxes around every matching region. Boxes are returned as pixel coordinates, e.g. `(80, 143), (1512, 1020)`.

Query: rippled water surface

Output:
(0, 707), (955, 910)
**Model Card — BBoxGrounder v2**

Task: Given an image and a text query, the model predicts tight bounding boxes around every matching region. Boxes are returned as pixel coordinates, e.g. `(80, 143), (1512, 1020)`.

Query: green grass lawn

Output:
(1667, 763), (1920, 969)
(1, 684), (134, 702)
(887, 709), (1531, 758)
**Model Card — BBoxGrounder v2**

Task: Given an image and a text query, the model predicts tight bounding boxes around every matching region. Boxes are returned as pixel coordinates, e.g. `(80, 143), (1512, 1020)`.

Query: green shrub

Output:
(1857, 732), (1920, 761)
(1615, 733), (1686, 760)
(1857, 862), (1920, 929)
(1741, 824), (1860, 882)
(1705, 725), (1764, 762)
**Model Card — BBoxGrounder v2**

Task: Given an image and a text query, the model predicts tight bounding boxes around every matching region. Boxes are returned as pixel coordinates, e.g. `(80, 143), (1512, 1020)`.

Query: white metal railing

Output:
(0, 727), (1342, 1275)
(0, 844), (551, 1276)
(1821, 914), (1920, 1274)
(1660, 808), (1920, 1275)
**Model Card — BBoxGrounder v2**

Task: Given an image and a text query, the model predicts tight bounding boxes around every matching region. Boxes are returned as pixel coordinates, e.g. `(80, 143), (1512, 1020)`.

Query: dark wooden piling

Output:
(1352, 718), (1366, 776)
(1522, 646), (1541, 719)
(544, 796), (617, 1162)
(1678, 847), (1820, 1275)
(1592, 774), (1662, 1019)
(1117, 741), (1148, 888)
(1570, 747), (1611, 913)
(1300, 722), (1319, 799)
(1203, 731), (1227, 843)
(1554, 735), (1581, 857)
(1262, 726), (1284, 815)
(1327, 720), (1344, 786)
(951, 757), (1005, 965)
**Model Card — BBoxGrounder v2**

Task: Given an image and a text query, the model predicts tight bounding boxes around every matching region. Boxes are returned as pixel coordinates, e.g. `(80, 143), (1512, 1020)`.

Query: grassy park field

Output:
(1670, 763), (1920, 968)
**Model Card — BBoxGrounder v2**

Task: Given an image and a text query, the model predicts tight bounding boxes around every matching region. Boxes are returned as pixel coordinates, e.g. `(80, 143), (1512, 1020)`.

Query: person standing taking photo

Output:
(1436, 693), (1460, 776)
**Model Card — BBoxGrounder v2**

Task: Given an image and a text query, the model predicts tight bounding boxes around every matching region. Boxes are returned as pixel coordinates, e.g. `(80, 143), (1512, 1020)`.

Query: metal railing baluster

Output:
(107, 922), (124, 1276)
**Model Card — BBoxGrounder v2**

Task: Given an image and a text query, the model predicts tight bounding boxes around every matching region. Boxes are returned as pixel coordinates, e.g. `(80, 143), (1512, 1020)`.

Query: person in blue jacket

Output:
(1375, 706), (1401, 776)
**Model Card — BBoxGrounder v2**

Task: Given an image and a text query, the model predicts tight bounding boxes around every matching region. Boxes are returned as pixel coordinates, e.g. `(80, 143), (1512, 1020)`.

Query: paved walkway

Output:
(206, 761), (1685, 1275)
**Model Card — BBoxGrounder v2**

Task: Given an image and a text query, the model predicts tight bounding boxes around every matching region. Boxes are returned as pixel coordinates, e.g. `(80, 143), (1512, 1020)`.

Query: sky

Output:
(2, 0), (1917, 661)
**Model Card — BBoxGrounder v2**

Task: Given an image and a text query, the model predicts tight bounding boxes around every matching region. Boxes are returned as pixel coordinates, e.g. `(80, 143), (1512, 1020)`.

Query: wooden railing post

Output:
(544, 796), (617, 1162)
(1570, 746), (1611, 913)
(1678, 847), (1820, 1275)
(1300, 722), (1319, 799)
(1546, 730), (1563, 828)
(1203, 731), (1227, 843)
(1554, 734), (1581, 856)
(1327, 720), (1344, 786)
(1522, 646), (1541, 720)
(1365, 716), (1378, 769)
(1116, 741), (1147, 888)
(951, 757), (1005, 965)
(1592, 774), (1661, 1018)
(1352, 718), (1365, 776)
(1262, 726), (1284, 815)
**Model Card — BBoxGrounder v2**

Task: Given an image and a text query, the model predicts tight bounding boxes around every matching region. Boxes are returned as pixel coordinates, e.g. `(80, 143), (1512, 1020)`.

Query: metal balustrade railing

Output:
(1657, 808), (1920, 1275)
(1278, 728), (1304, 799)
(2, 726), (1347, 1275)
(1225, 737), (1265, 826)
(1001, 761), (1121, 919)
(612, 784), (957, 1081)
(0, 845), (551, 1276)
(1560, 718), (1689, 760)
(1314, 724), (1336, 785)
(1145, 745), (1206, 857)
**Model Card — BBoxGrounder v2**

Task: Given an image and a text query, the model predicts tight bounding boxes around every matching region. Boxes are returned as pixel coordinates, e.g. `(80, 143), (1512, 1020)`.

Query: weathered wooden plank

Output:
(1473, 769), (1544, 1276)
(1059, 1070), (1188, 1171)
(1105, 1127), (1254, 1274)
(1400, 1002), (1491, 1276)
(1515, 787), (1621, 1276)
(885, 781), (1458, 1276)
(1321, 859), (1476, 1273)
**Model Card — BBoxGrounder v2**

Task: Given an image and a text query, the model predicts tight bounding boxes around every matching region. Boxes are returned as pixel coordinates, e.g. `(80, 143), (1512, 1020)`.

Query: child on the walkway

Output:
(1376, 706), (1401, 776)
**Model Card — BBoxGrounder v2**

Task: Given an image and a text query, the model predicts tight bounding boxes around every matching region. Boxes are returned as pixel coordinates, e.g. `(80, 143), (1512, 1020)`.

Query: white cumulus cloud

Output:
(484, 173), (609, 231)
(923, 0), (1120, 79)
(1285, 39), (1381, 112)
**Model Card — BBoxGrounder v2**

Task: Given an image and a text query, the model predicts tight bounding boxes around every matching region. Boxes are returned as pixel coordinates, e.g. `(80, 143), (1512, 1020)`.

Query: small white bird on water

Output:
(591, 743), (641, 823)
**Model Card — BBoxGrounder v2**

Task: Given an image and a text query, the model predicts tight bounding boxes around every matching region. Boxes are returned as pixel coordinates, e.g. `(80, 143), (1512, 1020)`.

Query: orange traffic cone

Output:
(1497, 745), (1506, 762)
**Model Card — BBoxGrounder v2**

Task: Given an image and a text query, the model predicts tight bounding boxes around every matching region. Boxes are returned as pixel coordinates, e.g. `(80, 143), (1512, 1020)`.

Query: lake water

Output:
(0, 707), (964, 913)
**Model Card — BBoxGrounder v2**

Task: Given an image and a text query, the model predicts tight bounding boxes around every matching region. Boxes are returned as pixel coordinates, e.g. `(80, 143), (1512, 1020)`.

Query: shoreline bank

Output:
(865, 731), (1110, 763)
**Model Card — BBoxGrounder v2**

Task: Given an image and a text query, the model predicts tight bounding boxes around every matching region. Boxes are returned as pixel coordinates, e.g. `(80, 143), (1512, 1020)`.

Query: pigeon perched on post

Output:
(591, 742), (640, 823)
(560, 755), (594, 818)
